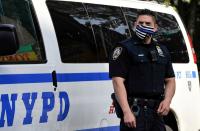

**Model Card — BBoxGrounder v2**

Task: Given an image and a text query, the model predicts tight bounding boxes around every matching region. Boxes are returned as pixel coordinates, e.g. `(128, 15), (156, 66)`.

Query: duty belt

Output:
(129, 98), (161, 108)
(128, 97), (161, 116)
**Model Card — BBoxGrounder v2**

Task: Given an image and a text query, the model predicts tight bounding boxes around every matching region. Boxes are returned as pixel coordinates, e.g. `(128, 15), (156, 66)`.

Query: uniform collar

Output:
(132, 33), (157, 46)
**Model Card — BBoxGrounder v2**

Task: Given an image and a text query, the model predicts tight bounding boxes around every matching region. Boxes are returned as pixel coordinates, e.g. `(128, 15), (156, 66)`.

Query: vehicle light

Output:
(188, 33), (197, 64)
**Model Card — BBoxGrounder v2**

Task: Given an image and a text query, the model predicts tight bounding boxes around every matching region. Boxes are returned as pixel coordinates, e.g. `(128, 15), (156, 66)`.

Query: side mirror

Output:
(0, 24), (19, 56)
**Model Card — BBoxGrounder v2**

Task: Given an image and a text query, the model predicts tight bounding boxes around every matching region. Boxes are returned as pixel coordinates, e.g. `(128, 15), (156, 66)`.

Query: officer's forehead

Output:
(137, 15), (155, 22)
(136, 15), (156, 24)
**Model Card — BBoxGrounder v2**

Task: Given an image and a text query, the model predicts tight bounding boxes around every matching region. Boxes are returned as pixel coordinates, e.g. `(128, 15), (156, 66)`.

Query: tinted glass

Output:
(47, 1), (131, 63)
(47, 1), (188, 63)
(47, 1), (98, 63)
(85, 3), (130, 62)
(0, 0), (46, 63)
(122, 8), (189, 63)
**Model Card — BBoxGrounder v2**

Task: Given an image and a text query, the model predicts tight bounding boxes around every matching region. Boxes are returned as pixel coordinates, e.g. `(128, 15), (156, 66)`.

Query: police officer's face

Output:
(135, 15), (157, 32)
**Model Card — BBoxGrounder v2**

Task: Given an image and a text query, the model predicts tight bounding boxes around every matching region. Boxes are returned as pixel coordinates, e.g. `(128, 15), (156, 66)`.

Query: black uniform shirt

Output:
(109, 37), (175, 97)
(109, 45), (130, 79)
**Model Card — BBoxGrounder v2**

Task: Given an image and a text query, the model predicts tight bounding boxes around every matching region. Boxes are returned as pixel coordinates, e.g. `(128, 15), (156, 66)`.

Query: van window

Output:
(84, 3), (130, 62)
(47, 1), (189, 63)
(0, 0), (46, 63)
(122, 8), (189, 63)
(47, 1), (98, 63)
(47, 1), (130, 63)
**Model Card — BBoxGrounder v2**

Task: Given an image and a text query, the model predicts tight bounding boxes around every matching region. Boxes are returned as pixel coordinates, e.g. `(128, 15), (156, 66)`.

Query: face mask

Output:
(135, 24), (155, 40)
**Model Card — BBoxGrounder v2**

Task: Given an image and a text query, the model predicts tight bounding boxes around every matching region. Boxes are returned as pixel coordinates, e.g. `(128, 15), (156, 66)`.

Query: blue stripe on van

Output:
(1, 71), (196, 84)
(0, 72), (110, 84)
(57, 72), (110, 82)
(0, 73), (52, 84)
(77, 125), (119, 131)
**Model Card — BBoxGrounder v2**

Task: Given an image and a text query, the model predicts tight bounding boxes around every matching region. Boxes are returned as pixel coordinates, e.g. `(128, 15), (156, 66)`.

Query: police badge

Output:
(156, 46), (165, 57)
(112, 47), (122, 60)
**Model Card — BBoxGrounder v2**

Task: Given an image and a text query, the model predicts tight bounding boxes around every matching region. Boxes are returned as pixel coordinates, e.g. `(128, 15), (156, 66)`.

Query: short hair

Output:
(136, 9), (157, 23)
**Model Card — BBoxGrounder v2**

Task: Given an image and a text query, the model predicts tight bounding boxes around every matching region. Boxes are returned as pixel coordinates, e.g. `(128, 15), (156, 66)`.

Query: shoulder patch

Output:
(112, 47), (123, 60)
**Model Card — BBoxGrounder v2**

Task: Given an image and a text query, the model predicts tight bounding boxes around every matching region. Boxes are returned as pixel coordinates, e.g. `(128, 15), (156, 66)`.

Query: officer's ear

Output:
(153, 24), (158, 32)
(133, 22), (137, 30)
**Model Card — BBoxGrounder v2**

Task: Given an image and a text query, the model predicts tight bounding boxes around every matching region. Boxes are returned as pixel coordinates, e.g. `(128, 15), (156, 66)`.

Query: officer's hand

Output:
(123, 110), (136, 128)
(157, 99), (171, 116)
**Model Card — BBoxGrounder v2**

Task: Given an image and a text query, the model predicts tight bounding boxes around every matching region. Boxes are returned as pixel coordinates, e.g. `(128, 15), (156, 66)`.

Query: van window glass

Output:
(122, 8), (189, 63)
(85, 4), (131, 62)
(0, 0), (46, 63)
(47, 1), (98, 63)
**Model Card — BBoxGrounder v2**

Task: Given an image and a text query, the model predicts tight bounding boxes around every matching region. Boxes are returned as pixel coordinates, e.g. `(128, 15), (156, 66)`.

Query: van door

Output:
(46, 1), (131, 130)
(0, 0), (59, 131)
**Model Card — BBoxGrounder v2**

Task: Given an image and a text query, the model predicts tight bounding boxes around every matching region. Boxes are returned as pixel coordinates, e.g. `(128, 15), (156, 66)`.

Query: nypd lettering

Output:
(0, 91), (70, 127)
(112, 47), (122, 60)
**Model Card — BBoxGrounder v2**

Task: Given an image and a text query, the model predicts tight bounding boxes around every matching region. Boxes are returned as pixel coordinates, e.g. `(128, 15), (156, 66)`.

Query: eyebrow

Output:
(138, 21), (151, 25)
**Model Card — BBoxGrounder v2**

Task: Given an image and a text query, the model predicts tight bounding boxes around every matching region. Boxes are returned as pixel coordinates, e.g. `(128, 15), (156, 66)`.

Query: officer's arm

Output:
(157, 77), (175, 115)
(164, 46), (176, 103)
(164, 77), (176, 103)
(112, 77), (132, 114)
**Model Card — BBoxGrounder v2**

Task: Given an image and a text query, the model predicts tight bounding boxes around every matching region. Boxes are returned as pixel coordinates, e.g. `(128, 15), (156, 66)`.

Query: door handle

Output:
(52, 70), (57, 91)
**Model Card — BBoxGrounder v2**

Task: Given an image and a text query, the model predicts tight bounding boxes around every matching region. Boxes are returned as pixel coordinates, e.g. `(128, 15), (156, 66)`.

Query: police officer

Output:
(109, 9), (175, 131)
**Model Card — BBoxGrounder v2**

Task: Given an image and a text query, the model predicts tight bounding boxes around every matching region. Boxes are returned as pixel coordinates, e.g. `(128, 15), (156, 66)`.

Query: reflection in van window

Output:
(47, 1), (189, 63)
(122, 8), (189, 63)
(47, 1), (98, 63)
(0, 0), (46, 63)
(85, 3), (130, 62)
(47, 1), (130, 63)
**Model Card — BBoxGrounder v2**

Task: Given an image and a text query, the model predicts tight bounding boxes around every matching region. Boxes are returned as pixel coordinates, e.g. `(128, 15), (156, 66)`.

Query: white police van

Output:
(0, 0), (200, 131)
